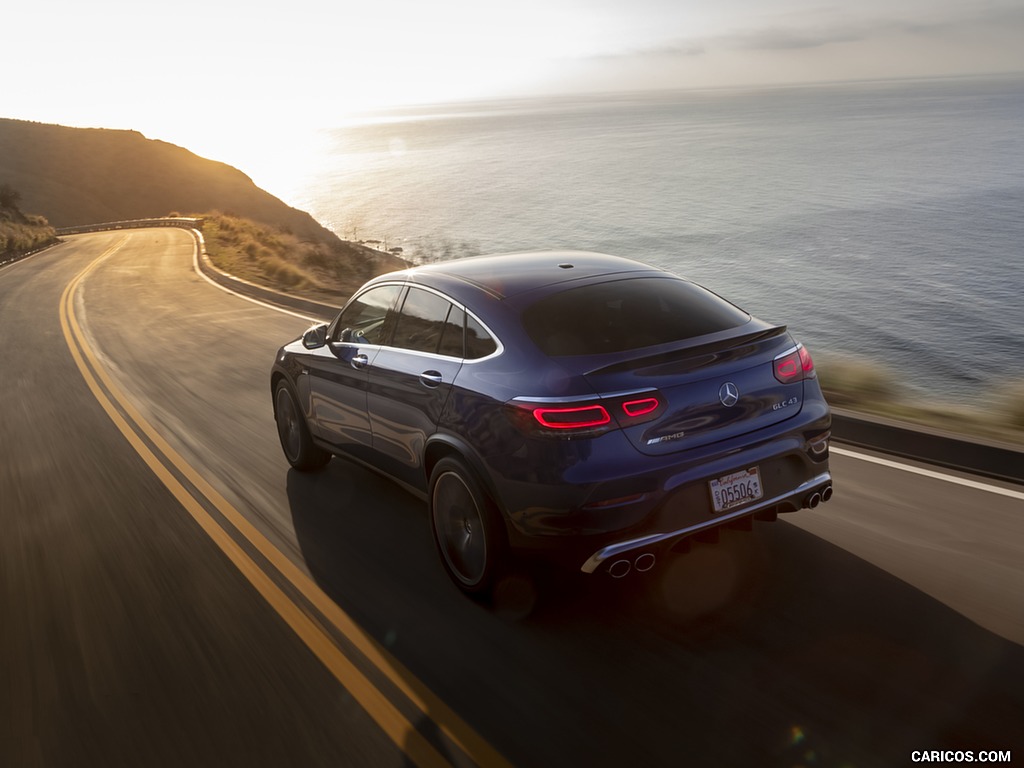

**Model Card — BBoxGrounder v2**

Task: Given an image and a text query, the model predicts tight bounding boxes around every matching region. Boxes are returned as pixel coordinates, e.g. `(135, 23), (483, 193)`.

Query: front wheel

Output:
(429, 457), (506, 596)
(274, 380), (330, 472)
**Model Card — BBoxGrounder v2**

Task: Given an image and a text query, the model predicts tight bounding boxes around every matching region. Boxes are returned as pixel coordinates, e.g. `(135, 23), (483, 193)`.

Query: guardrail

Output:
(831, 410), (1022, 484)
(0, 238), (62, 269)
(0, 241), (61, 272)
(56, 217), (204, 235)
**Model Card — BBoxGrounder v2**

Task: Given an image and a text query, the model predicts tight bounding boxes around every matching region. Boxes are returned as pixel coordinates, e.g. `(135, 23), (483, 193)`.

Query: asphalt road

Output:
(2, 229), (1022, 767)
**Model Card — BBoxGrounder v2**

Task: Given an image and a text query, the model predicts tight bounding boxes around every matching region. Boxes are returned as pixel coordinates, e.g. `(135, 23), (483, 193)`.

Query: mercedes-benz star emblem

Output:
(719, 382), (740, 407)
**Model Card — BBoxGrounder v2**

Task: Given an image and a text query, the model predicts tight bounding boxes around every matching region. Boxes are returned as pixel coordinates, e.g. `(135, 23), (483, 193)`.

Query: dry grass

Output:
(0, 207), (56, 256)
(201, 211), (408, 303)
(817, 353), (1024, 445)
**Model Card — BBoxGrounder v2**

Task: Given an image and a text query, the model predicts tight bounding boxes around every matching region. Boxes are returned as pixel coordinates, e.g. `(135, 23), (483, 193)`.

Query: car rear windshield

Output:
(521, 277), (750, 356)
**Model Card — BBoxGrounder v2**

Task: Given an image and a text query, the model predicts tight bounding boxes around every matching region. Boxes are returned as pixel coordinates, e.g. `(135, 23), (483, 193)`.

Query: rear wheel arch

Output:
(424, 440), (457, 487)
(423, 435), (504, 516)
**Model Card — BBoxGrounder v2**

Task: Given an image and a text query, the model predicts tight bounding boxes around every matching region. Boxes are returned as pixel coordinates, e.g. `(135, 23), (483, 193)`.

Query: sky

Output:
(7, 0), (1024, 197)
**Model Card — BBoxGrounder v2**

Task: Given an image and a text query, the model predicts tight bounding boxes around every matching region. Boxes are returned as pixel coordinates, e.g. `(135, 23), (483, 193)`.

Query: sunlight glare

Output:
(168, 118), (336, 207)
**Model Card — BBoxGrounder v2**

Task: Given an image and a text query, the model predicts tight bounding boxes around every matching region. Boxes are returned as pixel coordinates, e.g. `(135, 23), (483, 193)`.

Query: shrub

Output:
(1001, 380), (1024, 430)
(199, 210), (409, 301)
(259, 255), (309, 287)
(816, 355), (901, 407)
(0, 216), (56, 257)
(302, 246), (332, 269)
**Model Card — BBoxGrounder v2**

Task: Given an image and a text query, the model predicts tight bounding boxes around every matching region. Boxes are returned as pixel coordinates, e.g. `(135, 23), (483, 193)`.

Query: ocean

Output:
(290, 75), (1024, 401)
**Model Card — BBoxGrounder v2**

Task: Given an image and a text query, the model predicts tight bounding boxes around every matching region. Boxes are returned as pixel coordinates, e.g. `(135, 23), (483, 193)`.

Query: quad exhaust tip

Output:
(805, 483), (834, 509)
(608, 552), (657, 578)
(635, 553), (656, 572)
(609, 560), (631, 579)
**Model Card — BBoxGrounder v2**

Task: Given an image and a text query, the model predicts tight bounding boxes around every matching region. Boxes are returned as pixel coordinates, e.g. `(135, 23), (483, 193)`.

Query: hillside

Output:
(0, 117), (337, 245)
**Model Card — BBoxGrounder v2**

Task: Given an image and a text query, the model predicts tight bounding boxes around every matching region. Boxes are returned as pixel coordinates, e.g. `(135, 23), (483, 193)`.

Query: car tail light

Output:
(532, 404), (611, 430)
(508, 390), (665, 435)
(611, 391), (665, 427)
(773, 344), (816, 384)
(621, 397), (660, 417)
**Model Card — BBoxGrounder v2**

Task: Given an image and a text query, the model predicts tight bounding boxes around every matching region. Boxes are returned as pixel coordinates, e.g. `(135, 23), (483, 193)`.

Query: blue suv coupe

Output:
(271, 252), (832, 596)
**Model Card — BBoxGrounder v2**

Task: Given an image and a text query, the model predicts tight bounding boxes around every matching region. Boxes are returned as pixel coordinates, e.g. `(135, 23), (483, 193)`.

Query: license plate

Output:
(709, 467), (763, 513)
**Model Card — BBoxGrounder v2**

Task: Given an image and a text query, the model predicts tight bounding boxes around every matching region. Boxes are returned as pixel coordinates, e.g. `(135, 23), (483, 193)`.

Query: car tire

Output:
(429, 456), (507, 596)
(274, 380), (330, 472)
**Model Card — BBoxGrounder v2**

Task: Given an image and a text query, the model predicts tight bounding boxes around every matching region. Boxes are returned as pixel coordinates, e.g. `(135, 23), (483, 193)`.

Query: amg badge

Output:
(647, 430), (686, 445)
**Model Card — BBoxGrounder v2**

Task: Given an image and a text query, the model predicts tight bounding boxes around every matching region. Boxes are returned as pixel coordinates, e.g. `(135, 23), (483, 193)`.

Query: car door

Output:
(366, 286), (465, 489)
(306, 283), (403, 457)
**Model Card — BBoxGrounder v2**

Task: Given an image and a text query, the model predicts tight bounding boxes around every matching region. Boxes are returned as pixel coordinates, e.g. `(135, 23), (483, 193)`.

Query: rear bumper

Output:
(579, 471), (832, 573)
(492, 403), (832, 572)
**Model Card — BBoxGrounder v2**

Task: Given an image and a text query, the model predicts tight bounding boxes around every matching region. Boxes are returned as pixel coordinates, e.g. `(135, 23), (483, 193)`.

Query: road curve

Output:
(2, 229), (1022, 766)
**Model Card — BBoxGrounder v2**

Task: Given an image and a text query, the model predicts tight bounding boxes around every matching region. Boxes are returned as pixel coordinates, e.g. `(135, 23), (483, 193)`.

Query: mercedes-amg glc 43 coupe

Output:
(271, 252), (832, 596)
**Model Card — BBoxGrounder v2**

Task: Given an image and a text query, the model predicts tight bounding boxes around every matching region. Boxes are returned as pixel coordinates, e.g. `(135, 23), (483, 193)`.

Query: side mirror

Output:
(301, 323), (329, 350)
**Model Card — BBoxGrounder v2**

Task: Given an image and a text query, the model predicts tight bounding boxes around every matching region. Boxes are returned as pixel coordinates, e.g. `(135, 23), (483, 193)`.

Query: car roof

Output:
(392, 251), (667, 301)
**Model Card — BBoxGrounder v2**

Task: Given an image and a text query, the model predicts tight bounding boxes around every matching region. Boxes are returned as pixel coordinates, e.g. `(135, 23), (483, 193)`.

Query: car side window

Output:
(391, 287), (456, 355)
(437, 306), (466, 358)
(465, 314), (498, 359)
(335, 285), (403, 345)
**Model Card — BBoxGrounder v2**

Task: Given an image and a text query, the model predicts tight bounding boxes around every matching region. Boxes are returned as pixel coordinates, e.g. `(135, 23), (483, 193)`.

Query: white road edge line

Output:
(831, 446), (1024, 501)
(188, 229), (324, 324)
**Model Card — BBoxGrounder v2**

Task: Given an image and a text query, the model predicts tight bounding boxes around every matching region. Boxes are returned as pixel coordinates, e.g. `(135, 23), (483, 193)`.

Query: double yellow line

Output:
(59, 237), (511, 768)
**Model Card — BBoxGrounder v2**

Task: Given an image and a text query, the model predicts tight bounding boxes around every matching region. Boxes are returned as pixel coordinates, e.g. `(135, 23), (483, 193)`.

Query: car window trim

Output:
(329, 280), (504, 363)
(328, 282), (404, 346)
(390, 285), (458, 357)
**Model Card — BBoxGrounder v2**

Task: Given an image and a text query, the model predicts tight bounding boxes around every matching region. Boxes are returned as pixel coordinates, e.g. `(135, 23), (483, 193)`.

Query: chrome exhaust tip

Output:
(821, 484), (834, 502)
(806, 492), (822, 509)
(608, 560), (632, 579)
(634, 553), (656, 572)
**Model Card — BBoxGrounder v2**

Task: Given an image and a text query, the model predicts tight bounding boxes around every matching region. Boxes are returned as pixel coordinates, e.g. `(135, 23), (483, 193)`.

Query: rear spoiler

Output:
(585, 324), (789, 377)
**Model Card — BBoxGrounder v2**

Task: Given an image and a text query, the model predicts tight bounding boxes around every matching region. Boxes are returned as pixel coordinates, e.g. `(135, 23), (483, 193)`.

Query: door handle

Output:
(351, 353), (369, 369)
(419, 370), (444, 388)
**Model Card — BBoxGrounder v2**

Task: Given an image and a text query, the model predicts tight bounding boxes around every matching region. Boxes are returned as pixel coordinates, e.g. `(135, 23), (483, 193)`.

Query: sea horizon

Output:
(287, 74), (1024, 401)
